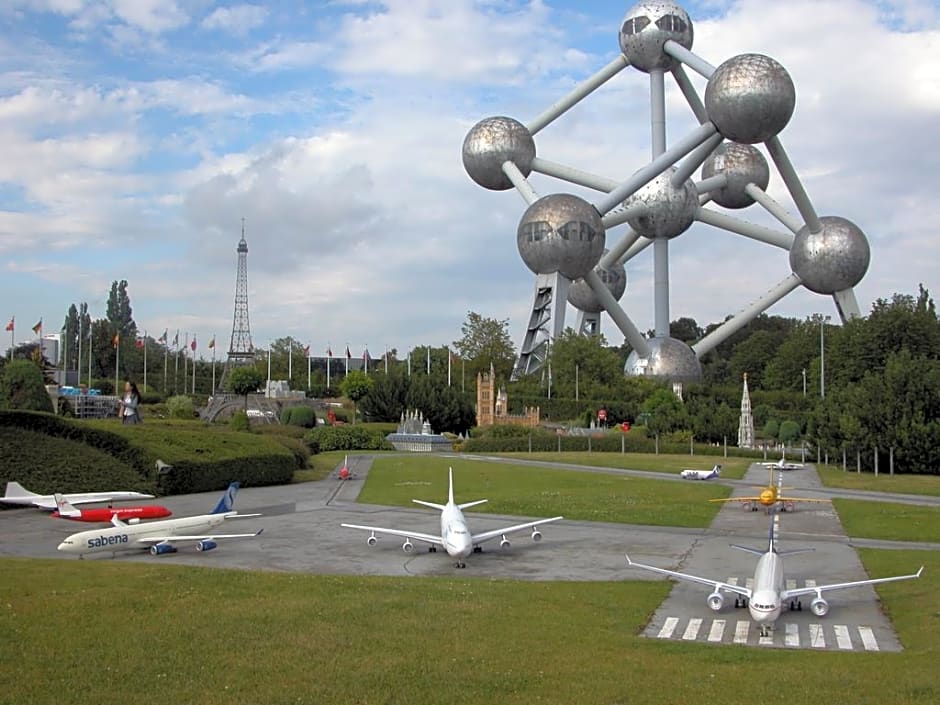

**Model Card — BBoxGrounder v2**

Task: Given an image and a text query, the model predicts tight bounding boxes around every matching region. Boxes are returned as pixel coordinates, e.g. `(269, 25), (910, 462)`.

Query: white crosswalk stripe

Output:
(786, 579), (797, 591)
(758, 631), (773, 646)
(784, 623), (800, 647)
(858, 626), (879, 652)
(681, 618), (702, 640)
(657, 617), (679, 639)
(726, 577), (739, 587)
(805, 579), (817, 588)
(809, 623), (826, 648)
(733, 620), (749, 644)
(707, 619), (725, 642)
(745, 578), (754, 590)
(834, 624), (853, 650)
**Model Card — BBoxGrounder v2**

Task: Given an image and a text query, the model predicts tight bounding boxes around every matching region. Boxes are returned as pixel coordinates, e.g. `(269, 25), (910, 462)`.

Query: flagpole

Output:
(267, 346), (272, 394)
(364, 345), (369, 374)
(307, 349), (311, 390)
(327, 351), (331, 391)
(143, 330), (148, 390)
(114, 335), (120, 394)
(288, 336), (293, 382)
(345, 344), (349, 376)
(183, 332), (188, 391)
(191, 337), (196, 394)
(384, 345), (388, 374)
(88, 322), (93, 386)
(407, 350), (411, 377)
(163, 340), (168, 394)
(77, 316), (82, 383)
(62, 324), (68, 385)
(211, 339), (216, 393)
(8, 317), (13, 361)
(447, 346), (452, 387)
(174, 329), (180, 394)
(426, 346), (430, 375)
(461, 358), (465, 392)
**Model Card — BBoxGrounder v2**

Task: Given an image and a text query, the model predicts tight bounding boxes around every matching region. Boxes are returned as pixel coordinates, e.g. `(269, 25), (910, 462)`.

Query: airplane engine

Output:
(531, 529), (542, 542)
(402, 539), (414, 553)
(500, 535), (511, 549)
(810, 597), (829, 617)
(196, 540), (218, 552)
(150, 543), (177, 556)
(367, 534), (378, 546)
(707, 591), (725, 611)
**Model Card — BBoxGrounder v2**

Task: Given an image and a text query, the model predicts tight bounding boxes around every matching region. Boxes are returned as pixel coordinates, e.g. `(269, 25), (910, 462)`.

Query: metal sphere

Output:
(701, 142), (770, 209)
(462, 116), (535, 191)
(789, 216), (870, 295)
(624, 336), (702, 383)
(567, 251), (627, 313)
(624, 168), (698, 239)
(619, 1), (693, 73)
(704, 54), (795, 144)
(517, 194), (606, 280)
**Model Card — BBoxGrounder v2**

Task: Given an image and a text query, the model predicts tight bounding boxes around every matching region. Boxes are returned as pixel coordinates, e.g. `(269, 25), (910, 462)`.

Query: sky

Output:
(1, 0), (939, 361)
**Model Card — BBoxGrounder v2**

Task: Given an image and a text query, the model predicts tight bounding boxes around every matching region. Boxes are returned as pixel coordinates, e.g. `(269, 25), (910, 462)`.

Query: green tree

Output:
(452, 311), (516, 382)
(642, 388), (686, 436)
(62, 304), (79, 372)
(778, 420), (801, 444)
(763, 418), (780, 440)
(106, 280), (137, 340)
(341, 370), (374, 424)
(360, 368), (409, 422)
(0, 359), (54, 412)
(228, 366), (264, 410)
(547, 330), (624, 400)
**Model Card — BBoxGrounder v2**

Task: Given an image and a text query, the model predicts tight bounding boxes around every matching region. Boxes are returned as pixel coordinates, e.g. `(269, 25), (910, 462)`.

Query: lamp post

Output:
(802, 367), (806, 397)
(811, 314), (831, 398)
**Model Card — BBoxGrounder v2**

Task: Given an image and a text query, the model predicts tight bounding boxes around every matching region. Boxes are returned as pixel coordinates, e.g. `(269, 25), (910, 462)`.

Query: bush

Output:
(304, 425), (394, 453)
(230, 410), (250, 432)
(0, 360), (54, 413)
(281, 406), (317, 428)
(167, 395), (195, 419)
(90, 378), (114, 395)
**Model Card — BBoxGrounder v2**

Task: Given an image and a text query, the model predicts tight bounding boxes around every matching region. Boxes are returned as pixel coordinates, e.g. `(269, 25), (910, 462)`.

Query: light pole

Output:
(812, 314), (831, 398)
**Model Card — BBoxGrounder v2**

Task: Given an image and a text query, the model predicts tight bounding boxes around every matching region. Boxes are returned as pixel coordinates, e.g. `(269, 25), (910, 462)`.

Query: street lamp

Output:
(811, 314), (832, 398)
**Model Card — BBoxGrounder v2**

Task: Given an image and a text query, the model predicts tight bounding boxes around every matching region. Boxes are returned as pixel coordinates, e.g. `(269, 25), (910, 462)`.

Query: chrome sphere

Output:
(567, 252), (627, 314)
(789, 216), (870, 295)
(624, 336), (702, 383)
(705, 54), (795, 144)
(701, 142), (770, 209)
(619, 1), (693, 73)
(517, 194), (606, 280)
(462, 116), (535, 191)
(624, 168), (698, 239)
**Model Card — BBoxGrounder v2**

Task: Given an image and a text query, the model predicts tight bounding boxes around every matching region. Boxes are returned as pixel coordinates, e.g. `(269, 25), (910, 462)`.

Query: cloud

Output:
(201, 4), (267, 35)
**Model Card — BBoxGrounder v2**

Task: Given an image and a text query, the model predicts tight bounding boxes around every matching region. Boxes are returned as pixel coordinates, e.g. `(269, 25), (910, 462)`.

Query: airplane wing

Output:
(709, 496), (762, 504)
(777, 496), (830, 504)
(470, 516), (564, 545)
(134, 530), (263, 545)
(340, 523), (443, 547)
(625, 554), (751, 598)
(784, 567), (924, 600)
(32, 497), (104, 510)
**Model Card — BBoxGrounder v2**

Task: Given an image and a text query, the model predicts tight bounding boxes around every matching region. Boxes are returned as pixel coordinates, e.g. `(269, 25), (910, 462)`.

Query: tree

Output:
(642, 388), (686, 436)
(452, 311), (516, 382)
(106, 280), (137, 340)
(0, 360), (54, 413)
(359, 368), (409, 422)
(228, 366), (264, 410)
(341, 370), (374, 424)
(547, 330), (624, 400)
(778, 420), (801, 444)
(63, 304), (79, 372)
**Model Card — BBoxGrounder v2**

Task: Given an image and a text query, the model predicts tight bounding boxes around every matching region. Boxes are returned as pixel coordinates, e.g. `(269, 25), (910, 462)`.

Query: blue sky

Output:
(1, 0), (939, 361)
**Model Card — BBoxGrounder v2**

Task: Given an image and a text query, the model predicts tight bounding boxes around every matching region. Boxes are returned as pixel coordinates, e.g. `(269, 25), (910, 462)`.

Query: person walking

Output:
(118, 380), (142, 424)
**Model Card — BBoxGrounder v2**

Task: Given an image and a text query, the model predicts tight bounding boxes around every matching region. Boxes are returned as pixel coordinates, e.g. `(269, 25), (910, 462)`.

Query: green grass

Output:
(1, 549), (936, 705)
(490, 451), (751, 479)
(359, 456), (730, 527)
(818, 464), (940, 496)
(834, 499), (940, 543)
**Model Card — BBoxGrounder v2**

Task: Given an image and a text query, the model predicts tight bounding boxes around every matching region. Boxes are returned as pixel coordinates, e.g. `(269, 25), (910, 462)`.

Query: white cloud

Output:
(201, 4), (267, 35)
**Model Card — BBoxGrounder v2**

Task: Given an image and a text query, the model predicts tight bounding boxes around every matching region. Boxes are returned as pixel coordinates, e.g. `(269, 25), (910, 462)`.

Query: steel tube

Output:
(765, 136), (822, 233)
(585, 270), (651, 357)
(695, 207), (794, 250)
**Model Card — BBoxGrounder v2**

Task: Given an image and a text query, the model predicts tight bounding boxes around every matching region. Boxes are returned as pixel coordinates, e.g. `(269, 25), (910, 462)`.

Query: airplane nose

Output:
(57, 542), (67, 551)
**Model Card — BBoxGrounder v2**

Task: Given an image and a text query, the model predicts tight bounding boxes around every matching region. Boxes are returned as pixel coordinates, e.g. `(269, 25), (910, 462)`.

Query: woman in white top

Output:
(118, 380), (142, 424)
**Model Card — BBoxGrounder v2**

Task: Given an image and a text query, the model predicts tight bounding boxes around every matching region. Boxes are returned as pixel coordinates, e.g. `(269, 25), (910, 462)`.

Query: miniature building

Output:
(385, 410), (452, 452)
(737, 372), (755, 448)
(476, 363), (539, 428)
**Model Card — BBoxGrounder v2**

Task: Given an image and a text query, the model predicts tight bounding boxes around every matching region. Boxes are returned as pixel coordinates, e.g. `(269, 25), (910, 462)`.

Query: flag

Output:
(112, 334), (120, 348)
(31, 319), (42, 334)
(4, 317), (12, 332)
(157, 329), (167, 344)
(190, 337), (197, 352)
(345, 345), (351, 359)
(362, 348), (370, 361)
(135, 336), (144, 349)
(172, 331), (179, 347)
(303, 345), (310, 356)
(208, 336), (216, 350)
(327, 346), (333, 357)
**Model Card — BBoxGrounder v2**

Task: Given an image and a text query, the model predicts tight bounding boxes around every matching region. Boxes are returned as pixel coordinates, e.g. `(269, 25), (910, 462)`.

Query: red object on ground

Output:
(598, 409), (607, 422)
(339, 466), (350, 480)
(51, 505), (172, 522)
(621, 421), (631, 432)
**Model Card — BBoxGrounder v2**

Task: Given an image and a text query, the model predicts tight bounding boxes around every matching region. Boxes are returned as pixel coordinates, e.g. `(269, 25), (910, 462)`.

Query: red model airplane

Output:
(51, 494), (172, 523)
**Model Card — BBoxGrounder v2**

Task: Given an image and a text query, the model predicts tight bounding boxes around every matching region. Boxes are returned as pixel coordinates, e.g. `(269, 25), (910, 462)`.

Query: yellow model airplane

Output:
(710, 468), (830, 512)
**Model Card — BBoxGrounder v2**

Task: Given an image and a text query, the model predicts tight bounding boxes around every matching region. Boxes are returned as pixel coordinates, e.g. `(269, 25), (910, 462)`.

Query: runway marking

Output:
(784, 623), (800, 647)
(834, 624), (853, 650)
(805, 579), (817, 588)
(858, 626), (879, 652)
(726, 577), (738, 587)
(681, 618), (702, 640)
(786, 579), (796, 591)
(758, 630), (773, 646)
(809, 624), (826, 648)
(707, 619), (725, 642)
(657, 617), (679, 639)
(745, 577), (754, 590)
(733, 620), (749, 644)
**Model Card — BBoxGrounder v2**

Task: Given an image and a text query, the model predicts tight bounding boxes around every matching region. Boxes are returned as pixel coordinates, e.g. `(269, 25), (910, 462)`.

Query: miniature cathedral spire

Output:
(737, 372), (755, 448)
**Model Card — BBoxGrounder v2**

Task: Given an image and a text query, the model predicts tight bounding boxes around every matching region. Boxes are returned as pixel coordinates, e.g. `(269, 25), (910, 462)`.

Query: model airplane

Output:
(341, 467), (563, 568)
(2, 481), (154, 510)
(709, 467), (829, 512)
(57, 482), (262, 558)
(625, 516), (923, 637)
(680, 464), (721, 480)
(761, 455), (804, 471)
(51, 494), (172, 522)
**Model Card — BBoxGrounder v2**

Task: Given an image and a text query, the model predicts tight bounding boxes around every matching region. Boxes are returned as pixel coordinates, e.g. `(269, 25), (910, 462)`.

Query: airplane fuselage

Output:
(52, 505), (172, 522)
(3, 490), (154, 508)
(748, 552), (784, 627)
(58, 514), (228, 556)
(439, 504), (473, 560)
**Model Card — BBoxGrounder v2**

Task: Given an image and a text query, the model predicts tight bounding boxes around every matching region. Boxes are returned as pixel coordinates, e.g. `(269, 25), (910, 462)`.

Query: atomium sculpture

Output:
(462, 0), (869, 385)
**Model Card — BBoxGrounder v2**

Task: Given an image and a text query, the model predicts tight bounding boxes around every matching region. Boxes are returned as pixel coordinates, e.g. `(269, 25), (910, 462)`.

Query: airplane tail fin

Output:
(52, 493), (81, 518)
(210, 482), (241, 514)
(712, 464), (721, 477)
(447, 466), (455, 506)
(731, 513), (777, 556)
(4, 481), (38, 499)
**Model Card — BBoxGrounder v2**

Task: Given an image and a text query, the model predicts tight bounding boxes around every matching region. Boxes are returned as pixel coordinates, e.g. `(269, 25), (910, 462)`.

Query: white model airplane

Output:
(625, 516), (923, 637)
(761, 454), (804, 471)
(680, 464), (721, 480)
(57, 482), (262, 558)
(341, 467), (563, 568)
(2, 481), (154, 510)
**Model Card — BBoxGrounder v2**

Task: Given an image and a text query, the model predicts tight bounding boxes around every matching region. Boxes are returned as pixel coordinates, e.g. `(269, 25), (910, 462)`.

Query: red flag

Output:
(303, 345), (310, 356)
(4, 317), (12, 332)
(135, 337), (144, 349)
(31, 318), (42, 334)
(327, 346), (333, 357)
(190, 337), (197, 352)
(112, 334), (120, 348)
(345, 346), (351, 359)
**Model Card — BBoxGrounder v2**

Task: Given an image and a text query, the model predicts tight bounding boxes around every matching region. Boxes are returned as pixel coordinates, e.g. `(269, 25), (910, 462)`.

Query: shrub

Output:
(230, 410), (250, 432)
(0, 360), (54, 413)
(167, 395), (195, 419)
(304, 425), (394, 453)
(281, 406), (317, 428)
(90, 378), (114, 395)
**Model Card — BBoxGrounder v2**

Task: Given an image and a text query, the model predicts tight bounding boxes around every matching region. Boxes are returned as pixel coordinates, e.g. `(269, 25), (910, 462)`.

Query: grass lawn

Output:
(1, 549), (936, 705)
(818, 465), (940, 496)
(490, 451), (751, 479)
(834, 499), (940, 543)
(359, 456), (731, 527)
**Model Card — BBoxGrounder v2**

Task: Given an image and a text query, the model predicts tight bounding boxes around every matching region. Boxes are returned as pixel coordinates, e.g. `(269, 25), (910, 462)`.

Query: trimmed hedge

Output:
(305, 425), (394, 453)
(281, 406), (317, 428)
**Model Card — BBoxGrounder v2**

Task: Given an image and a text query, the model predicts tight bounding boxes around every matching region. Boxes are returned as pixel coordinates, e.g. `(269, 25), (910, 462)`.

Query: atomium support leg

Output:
(575, 310), (601, 336)
(832, 288), (862, 321)
(512, 272), (570, 380)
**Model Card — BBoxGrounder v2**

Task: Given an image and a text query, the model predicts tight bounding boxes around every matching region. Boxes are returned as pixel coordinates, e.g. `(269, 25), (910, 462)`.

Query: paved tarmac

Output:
(1, 454), (934, 652)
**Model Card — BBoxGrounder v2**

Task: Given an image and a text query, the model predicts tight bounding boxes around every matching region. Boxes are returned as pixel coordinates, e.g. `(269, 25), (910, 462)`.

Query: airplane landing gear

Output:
(428, 546), (437, 553)
(455, 561), (466, 569)
(759, 625), (771, 638)
(473, 546), (482, 554)
(789, 600), (802, 611)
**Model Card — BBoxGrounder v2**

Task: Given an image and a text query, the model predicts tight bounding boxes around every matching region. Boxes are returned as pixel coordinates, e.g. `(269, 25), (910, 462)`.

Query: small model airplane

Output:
(337, 455), (352, 480)
(2, 481), (154, 510)
(51, 494), (172, 522)
(57, 482), (262, 558)
(709, 467), (830, 512)
(626, 515), (923, 637)
(680, 464), (721, 480)
(761, 454), (804, 471)
(341, 467), (562, 568)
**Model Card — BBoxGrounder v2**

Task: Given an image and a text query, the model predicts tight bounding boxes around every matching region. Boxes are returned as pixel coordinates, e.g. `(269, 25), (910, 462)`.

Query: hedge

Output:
(305, 425), (394, 453)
